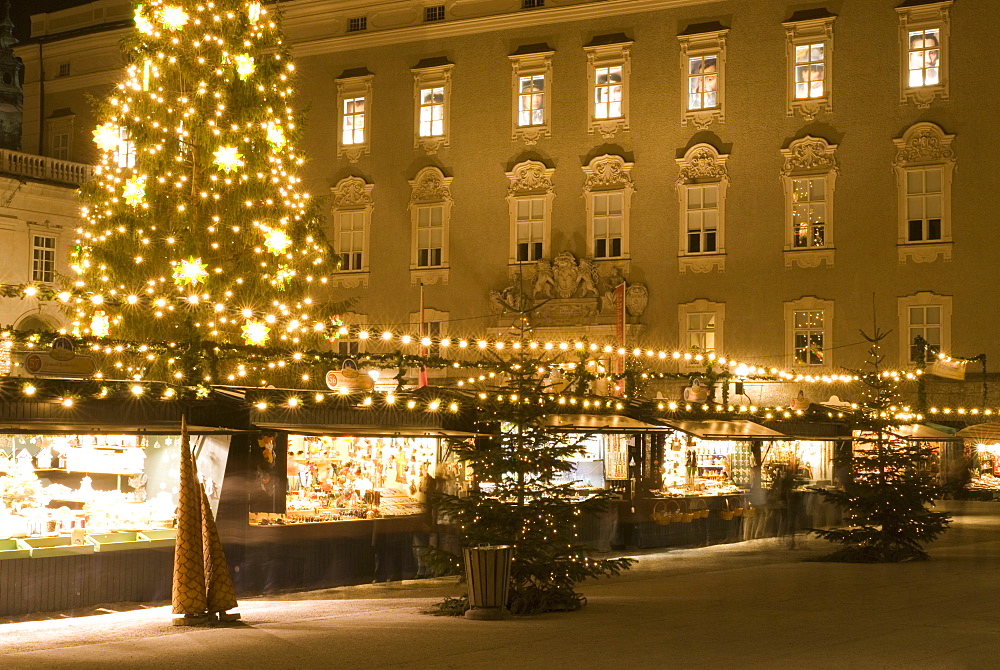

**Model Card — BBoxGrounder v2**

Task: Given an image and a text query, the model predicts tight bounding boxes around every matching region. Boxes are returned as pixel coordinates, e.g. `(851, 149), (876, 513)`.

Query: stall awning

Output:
(0, 423), (247, 435)
(658, 420), (787, 441)
(255, 423), (479, 438)
(889, 424), (957, 442)
(956, 422), (1000, 442)
(539, 414), (667, 433)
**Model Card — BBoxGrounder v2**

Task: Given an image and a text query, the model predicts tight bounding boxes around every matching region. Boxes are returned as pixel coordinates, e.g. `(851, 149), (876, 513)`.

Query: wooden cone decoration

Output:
(201, 484), (239, 616)
(171, 416), (208, 617)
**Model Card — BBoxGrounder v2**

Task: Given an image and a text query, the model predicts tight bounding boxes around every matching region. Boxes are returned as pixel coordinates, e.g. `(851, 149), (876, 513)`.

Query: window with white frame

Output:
(781, 136), (838, 267)
(332, 313), (367, 357)
(330, 176), (373, 288)
(509, 48), (553, 145)
(893, 122), (955, 263)
(582, 154), (634, 262)
(676, 143), (728, 272)
(784, 297), (833, 368)
(410, 309), (449, 361)
(46, 114), (74, 163)
(783, 14), (834, 120)
(899, 292), (951, 365)
(424, 5), (445, 22)
(408, 166), (452, 284)
(678, 300), (725, 362)
(31, 235), (56, 283)
(678, 27), (727, 128)
(896, 1), (951, 107)
(50, 133), (69, 160)
(584, 39), (631, 139)
(336, 73), (373, 162)
(412, 63), (453, 154)
(347, 16), (367, 33)
(506, 160), (555, 265)
(115, 126), (135, 168)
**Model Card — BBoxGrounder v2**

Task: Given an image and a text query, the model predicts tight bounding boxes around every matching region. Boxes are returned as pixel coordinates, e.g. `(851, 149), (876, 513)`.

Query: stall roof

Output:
(255, 423), (479, 438)
(956, 422), (1000, 442)
(0, 423), (247, 435)
(889, 424), (957, 442)
(659, 420), (787, 440)
(539, 414), (667, 433)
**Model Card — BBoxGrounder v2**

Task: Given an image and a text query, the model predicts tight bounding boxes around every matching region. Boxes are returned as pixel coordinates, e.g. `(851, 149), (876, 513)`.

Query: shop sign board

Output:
(22, 337), (98, 379)
(325, 359), (375, 392)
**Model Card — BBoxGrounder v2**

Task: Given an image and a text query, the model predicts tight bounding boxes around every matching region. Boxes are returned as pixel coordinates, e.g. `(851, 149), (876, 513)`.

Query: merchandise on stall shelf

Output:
(0, 433), (184, 541)
(660, 432), (749, 495)
(761, 440), (833, 486)
(550, 433), (620, 490)
(262, 434), (439, 525)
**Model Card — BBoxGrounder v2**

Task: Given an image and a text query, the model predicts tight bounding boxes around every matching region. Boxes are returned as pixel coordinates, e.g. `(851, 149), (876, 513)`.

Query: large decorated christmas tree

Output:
(74, 0), (339, 347)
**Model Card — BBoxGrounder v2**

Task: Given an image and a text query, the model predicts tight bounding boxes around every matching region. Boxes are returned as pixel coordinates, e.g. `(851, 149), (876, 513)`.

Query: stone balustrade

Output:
(0, 149), (94, 186)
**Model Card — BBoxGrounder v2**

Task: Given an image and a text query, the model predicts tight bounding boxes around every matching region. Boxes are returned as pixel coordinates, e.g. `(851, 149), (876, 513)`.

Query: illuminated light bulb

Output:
(242, 319), (270, 346)
(385, 394), (396, 405)
(24, 385), (36, 396)
(164, 388), (176, 398)
(254, 402), (268, 410)
(287, 397), (299, 407)
(126, 295), (139, 304)
(241, 308), (253, 318)
(131, 385), (144, 396)
(90, 295), (104, 305)
(61, 398), (74, 408)
(428, 399), (440, 411)
(23, 286), (37, 297)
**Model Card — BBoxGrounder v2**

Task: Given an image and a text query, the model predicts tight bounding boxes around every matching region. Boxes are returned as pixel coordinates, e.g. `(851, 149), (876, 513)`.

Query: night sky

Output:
(9, 0), (95, 44)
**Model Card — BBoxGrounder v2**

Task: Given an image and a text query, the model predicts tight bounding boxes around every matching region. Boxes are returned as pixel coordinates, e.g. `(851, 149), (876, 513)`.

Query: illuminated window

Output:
(330, 176), (373, 288)
(583, 154), (634, 261)
(412, 62), (452, 154)
(785, 297), (832, 368)
(686, 312), (716, 354)
(584, 38), (631, 139)
(783, 12), (835, 120)
(687, 56), (717, 110)
(896, 2), (950, 107)
(893, 122), (954, 263)
(506, 160), (555, 265)
(909, 306), (941, 361)
(791, 177), (826, 248)
(794, 44), (825, 99)
(31, 236), (56, 283)
(335, 72), (372, 163)
(419, 87), (445, 138)
(115, 126), (135, 168)
(781, 136), (837, 267)
(341, 97), (365, 146)
(678, 27), (727, 128)
(679, 300), (725, 364)
(509, 48), (553, 145)
(408, 166), (452, 284)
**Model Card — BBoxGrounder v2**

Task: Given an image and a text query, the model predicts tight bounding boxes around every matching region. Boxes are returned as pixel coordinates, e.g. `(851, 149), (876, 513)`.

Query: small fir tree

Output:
(812, 327), (951, 562)
(427, 328), (634, 615)
(73, 0), (342, 347)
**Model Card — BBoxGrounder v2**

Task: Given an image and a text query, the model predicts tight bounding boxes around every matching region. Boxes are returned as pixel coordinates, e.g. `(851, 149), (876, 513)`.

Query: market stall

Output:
(0, 396), (245, 616)
(955, 423), (1000, 497)
(235, 401), (474, 593)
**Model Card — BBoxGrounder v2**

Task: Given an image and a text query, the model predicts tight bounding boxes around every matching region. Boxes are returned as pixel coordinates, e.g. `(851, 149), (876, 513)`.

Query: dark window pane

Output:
(688, 233), (700, 254)
(705, 232), (716, 253)
(908, 219), (923, 241)
(927, 218), (941, 240)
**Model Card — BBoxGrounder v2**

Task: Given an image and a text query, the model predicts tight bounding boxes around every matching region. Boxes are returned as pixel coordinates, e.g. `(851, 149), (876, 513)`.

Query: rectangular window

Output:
(50, 133), (69, 160)
(334, 330), (361, 357)
(419, 87), (445, 137)
(424, 5), (445, 22)
(592, 192), (623, 258)
(908, 28), (940, 88)
(793, 310), (824, 365)
(417, 205), (444, 267)
(515, 197), (545, 262)
(341, 97), (366, 146)
(518, 75), (545, 127)
(686, 312), (716, 354)
(906, 167), (943, 242)
(687, 55), (718, 110)
(57, 63), (70, 77)
(32, 235), (56, 283)
(794, 43), (825, 99)
(523, 0), (545, 8)
(420, 321), (442, 356)
(685, 184), (718, 254)
(909, 305), (942, 362)
(347, 17), (367, 33)
(115, 126), (135, 168)
(337, 211), (365, 272)
(594, 66), (623, 120)
(791, 177), (826, 248)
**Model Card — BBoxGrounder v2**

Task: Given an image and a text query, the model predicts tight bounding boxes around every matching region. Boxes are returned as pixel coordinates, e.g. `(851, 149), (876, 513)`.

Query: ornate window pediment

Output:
(780, 136), (838, 268)
(584, 39), (632, 139)
(408, 166), (452, 285)
(678, 28), (727, 129)
(507, 160), (555, 266)
(676, 144), (728, 273)
(896, 1), (951, 108)
(783, 14), (835, 121)
(582, 154), (634, 263)
(412, 62), (453, 155)
(336, 73), (373, 163)
(509, 48), (553, 145)
(330, 176), (374, 288)
(892, 122), (955, 264)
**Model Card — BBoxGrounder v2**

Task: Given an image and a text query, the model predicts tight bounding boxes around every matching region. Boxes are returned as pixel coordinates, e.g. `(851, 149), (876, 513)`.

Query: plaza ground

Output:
(1, 501), (997, 669)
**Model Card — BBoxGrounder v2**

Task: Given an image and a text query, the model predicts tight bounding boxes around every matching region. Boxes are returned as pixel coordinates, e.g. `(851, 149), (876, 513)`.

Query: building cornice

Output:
(286, 0), (726, 57)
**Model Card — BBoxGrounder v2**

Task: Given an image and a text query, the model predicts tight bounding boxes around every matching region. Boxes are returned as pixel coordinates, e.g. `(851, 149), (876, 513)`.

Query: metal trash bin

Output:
(463, 544), (514, 619)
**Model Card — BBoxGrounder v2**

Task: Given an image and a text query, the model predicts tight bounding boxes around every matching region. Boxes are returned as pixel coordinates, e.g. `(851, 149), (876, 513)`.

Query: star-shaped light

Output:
(248, 2), (261, 24)
(157, 5), (189, 31)
(234, 54), (256, 81)
(92, 123), (121, 153)
(263, 229), (291, 255)
(134, 5), (154, 34)
(273, 265), (294, 291)
(122, 175), (146, 207)
(242, 319), (270, 346)
(173, 257), (209, 286)
(266, 123), (286, 150)
(90, 311), (111, 338)
(213, 145), (244, 173)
